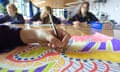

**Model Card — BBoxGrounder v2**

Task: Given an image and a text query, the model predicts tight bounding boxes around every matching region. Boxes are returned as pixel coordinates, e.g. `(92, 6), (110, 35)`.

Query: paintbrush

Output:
(49, 14), (67, 53)
(49, 14), (58, 37)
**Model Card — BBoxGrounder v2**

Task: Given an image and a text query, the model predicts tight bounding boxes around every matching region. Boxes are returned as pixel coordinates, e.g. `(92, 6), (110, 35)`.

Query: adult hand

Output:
(20, 29), (71, 52)
(47, 29), (71, 51)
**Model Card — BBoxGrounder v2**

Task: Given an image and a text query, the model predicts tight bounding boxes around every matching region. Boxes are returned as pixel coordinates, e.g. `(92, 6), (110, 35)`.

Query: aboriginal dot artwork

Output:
(0, 33), (120, 72)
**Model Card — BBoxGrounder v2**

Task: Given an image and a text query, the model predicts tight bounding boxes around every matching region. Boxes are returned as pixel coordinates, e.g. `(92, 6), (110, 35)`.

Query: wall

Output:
(100, 0), (120, 23)
(91, 0), (120, 23)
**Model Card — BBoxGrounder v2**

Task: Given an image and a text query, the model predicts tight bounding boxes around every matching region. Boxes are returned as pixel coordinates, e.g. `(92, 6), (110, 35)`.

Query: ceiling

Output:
(31, 0), (78, 8)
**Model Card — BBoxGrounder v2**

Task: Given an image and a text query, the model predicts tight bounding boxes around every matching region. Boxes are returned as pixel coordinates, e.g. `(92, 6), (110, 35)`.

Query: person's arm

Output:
(20, 29), (71, 51)
(68, 15), (78, 24)
(18, 14), (25, 24)
(0, 15), (10, 24)
(52, 16), (61, 24)
(0, 25), (70, 52)
(30, 12), (41, 21)
(89, 12), (99, 22)
(11, 13), (25, 24)
(0, 25), (25, 52)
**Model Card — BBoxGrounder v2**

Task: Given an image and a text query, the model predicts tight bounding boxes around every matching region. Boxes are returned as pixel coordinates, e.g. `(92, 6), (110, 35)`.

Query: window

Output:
(13, 0), (65, 18)
(53, 9), (64, 18)
(13, 0), (39, 17)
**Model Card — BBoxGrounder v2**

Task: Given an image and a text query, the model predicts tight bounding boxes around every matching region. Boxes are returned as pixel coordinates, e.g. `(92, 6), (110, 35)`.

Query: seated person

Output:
(30, 6), (61, 24)
(30, 11), (41, 22)
(0, 4), (25, 24)
(68, 2), (98, 25)
(0, 24), (70, 53)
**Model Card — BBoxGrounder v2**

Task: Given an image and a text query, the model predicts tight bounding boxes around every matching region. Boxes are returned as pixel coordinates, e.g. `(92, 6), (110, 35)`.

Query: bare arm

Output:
(20, 29), (71, 49)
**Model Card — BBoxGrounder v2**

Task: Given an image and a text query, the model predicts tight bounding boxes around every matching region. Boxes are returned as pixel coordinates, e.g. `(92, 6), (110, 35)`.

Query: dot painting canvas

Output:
(0, 33), (120, 72)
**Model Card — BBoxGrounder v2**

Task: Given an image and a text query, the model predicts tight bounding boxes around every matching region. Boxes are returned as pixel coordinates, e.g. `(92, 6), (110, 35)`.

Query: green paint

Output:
(28, 69), (35, 72)
(15, 70), (23, 72)
(0, 68), (8, 72)
(43, 62), (55, 72)
(91, 42), (100, 51)
(19, 47), (47, 58)
(107, 41), (113, 51)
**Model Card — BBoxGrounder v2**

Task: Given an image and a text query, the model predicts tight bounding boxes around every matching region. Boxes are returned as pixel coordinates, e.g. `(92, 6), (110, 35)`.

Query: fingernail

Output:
(52, 44), (55, 48)
(48, 43), (50, 46)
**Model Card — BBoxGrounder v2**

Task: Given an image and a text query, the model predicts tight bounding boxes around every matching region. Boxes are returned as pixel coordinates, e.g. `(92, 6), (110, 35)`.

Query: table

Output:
(15, 24), (113, 36)
(0, 24), (120, 72)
